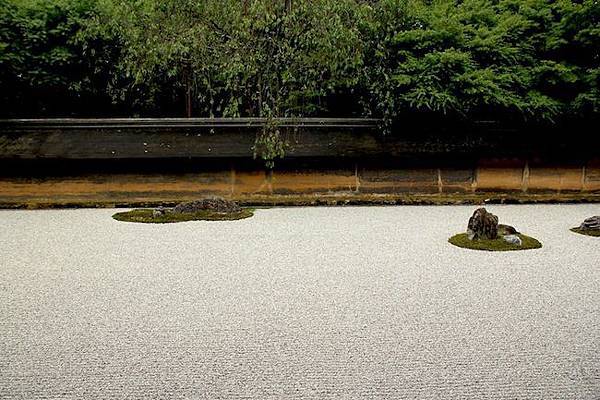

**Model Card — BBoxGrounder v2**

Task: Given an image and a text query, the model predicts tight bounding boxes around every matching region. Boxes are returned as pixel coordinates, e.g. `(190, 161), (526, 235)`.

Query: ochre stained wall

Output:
(0, 158), (598, 207)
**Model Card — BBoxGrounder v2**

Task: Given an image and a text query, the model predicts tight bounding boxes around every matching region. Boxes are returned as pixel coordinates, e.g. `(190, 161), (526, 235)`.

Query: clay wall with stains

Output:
(0, 119), (598, 206)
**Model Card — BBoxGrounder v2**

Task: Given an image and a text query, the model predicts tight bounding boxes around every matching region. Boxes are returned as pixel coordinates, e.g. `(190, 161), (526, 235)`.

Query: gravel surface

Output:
(1, 205), (599, 399)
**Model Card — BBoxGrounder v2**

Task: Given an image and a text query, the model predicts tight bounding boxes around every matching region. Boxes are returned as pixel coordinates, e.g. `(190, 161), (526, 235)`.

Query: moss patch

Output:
(112, 208), (254, 223)
(448, 233), (542, 251)
(570, 227), (600, 237)
(3, 191), (600, 210)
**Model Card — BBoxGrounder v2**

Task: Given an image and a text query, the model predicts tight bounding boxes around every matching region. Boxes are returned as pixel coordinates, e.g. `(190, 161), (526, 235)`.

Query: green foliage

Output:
(361, 0), (599, 128)
(253, 117), (286, 168)
(0, 0), (116, 115)
(1, 0), (599, 142)
(82, 0), (368, 163)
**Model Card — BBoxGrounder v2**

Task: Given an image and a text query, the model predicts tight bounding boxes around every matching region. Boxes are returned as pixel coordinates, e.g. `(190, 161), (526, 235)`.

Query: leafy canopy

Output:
(1, 0), (598, 125)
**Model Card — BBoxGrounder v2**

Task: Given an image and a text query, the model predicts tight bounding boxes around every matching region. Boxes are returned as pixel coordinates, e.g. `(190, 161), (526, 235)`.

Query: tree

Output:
(1, 0), (598, 135)
(0, 0), (114, 117)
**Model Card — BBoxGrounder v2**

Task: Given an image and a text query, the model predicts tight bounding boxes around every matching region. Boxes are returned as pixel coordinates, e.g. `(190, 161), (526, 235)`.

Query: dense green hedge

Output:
(1, 0), (599, 126)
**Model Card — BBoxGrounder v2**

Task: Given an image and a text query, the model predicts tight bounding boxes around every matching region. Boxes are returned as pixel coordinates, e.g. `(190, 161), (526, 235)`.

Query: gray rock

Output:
(503, 235), (522, 246)
(152, 207), (167, 218)
(579, 216), (600, 231)
(172, 197), (242, 214)
(467, 229), (476, 241)
(498, 224), (519, 235)
(467, 208), (499, 240)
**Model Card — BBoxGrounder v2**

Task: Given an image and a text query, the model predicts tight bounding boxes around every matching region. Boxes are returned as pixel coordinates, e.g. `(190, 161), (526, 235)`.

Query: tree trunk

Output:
(184, 65), (192, 118)
(186, 84), (192, 118)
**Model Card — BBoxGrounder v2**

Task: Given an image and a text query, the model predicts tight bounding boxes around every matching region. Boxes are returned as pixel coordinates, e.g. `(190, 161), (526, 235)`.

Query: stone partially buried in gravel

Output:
(571, 216), (600, 237)
(172, 197), (242, 214)
(503, 234), (522, 246)
(579, 216), (600, 231)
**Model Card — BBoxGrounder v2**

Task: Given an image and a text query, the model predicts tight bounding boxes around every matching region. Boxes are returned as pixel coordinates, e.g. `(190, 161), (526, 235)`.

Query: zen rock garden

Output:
(449, 208), (542, 251)
(113, 201), (599, 250)
(571, 216), (600, 237)
(112, 197), (253, 223)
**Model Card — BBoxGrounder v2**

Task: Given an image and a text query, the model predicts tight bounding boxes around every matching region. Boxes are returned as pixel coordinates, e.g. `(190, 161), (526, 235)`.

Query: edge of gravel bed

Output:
(112, 208), (254, 223)
(4, 192), (600, 210)
(448, 233), (543, 251)
(570, 227), (600, 237)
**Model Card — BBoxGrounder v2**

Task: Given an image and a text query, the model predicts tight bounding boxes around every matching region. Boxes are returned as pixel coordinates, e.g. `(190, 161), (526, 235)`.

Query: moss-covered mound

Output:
(570, 227), (600, 237)
(448, 233), (542, 251)
(112, 208), (253, 223)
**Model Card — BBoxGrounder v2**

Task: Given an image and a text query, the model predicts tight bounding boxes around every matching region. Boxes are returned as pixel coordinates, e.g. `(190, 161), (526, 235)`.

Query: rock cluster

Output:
(172, 197), (242, 214)
(579, 216), (600, 231)
(467, 207), (521, 245)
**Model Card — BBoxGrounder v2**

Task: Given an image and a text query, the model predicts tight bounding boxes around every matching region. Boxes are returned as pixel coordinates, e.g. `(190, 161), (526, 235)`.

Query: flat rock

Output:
(503, 234), (522, 246)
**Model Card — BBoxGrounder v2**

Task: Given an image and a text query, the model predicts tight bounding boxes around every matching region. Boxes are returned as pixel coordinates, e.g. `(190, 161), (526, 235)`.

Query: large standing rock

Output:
(172, 197), (242, 214)
(579, 216), (600, 231)
(467, 208), (499, 240)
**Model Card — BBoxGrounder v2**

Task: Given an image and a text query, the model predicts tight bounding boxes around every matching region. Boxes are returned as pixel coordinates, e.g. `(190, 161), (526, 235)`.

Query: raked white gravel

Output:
(1, 205), (599, 399)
